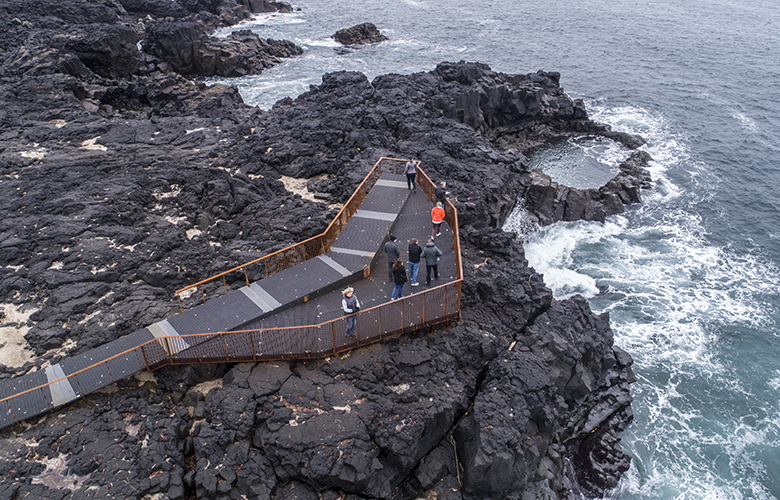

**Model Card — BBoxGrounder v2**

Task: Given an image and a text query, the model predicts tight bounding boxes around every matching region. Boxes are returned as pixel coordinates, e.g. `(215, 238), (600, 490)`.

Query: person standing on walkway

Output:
(422, 238), (443, 286)
(405, 159), (418, 191)
(384, 235), (400, 280)
(431, 202), (445, 238)
(408, 238), (422, 287)
(391, 259), (407, 300)
(435, 181), (447, 205)
(342, 287), (360, 337)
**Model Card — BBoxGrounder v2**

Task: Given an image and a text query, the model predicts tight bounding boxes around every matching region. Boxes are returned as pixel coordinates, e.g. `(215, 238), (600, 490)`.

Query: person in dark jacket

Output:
(421, 238), (443, 286)
(342, 287), (360, 337)
(384, 235), (400, 280)
(434, 181), (447, 205)
(391, 258), (407, 300)
(408, 238), (422, 286)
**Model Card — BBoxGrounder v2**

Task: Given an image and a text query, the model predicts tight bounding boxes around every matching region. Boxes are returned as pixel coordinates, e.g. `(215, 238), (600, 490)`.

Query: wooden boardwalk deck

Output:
(0, 160), (462, 430)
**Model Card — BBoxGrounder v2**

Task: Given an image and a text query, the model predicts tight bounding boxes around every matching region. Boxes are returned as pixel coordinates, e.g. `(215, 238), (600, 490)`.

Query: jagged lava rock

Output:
(0, 9), (643, 496)
(332, 22), (389, 45)
(143, 21), (303, 77)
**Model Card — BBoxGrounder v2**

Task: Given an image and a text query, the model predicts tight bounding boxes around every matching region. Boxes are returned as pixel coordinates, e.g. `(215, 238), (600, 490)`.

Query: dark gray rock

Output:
(0, 4), (640, 495)
(143, 21), (302, 77)
(332, 22), (388, 45)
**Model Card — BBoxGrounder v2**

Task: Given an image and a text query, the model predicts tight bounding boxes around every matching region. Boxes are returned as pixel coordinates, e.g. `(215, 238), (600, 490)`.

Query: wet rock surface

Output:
(0, 1), (645, 498)
(332, 22), (389, 46)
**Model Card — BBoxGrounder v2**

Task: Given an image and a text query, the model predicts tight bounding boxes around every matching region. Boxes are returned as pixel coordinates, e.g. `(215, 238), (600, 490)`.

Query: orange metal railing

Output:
(0, 157), (464, 428)
(174, 157), (386, 311)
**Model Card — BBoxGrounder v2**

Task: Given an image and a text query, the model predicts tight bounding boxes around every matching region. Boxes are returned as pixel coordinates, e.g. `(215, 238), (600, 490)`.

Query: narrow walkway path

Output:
(0, 165), (459, 430)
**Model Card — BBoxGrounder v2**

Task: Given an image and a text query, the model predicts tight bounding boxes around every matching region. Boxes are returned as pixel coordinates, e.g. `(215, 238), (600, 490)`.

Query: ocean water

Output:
(210, 1), (780, 498)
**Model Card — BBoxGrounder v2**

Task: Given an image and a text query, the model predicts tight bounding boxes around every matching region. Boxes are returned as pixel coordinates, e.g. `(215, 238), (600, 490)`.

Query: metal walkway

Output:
(0, 158), (463, 430)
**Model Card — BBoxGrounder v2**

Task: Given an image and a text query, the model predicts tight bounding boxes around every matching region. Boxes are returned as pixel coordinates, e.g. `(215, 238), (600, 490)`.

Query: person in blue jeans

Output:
(408, 238), (422, 287)
(342, 287), (360, 336)
(391, 259), (407, 300)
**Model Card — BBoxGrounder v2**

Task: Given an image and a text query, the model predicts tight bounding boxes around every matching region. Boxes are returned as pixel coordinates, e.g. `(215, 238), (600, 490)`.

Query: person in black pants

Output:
(434, 181), (447, 205)
(405, 160), (418, 191)
(421, 237), (443, 286)
(384, 235), (400, 280)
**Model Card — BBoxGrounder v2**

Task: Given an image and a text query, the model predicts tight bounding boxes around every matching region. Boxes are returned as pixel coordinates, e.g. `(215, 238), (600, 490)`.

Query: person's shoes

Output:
(436, 232), (442, 236)
(411, 282), (419, 286)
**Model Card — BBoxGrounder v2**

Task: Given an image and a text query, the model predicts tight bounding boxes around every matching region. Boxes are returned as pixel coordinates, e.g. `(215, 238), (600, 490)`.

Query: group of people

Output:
(406, 160), (448, 239)
(341, 160), (449, 336)
(384, 234), (443, 299)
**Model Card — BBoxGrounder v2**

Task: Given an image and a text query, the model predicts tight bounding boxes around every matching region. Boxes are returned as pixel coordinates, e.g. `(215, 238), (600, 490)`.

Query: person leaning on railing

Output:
(435, 181), (447, 204)
(342, 287), (360, 337)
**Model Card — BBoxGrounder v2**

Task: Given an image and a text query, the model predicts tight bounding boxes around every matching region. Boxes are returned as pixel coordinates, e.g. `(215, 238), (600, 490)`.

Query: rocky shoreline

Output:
(0, 1), (647, 499)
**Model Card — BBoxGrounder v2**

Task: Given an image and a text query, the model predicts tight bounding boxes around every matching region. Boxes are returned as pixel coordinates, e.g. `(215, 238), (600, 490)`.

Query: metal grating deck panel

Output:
(360, 188), (410, 214)
(325, 250), (372, 274)
(1, 370), (51, 425)
(258, 256), (346, 305)
(167, 289), (264, 335)
(331, 217), (394, 253)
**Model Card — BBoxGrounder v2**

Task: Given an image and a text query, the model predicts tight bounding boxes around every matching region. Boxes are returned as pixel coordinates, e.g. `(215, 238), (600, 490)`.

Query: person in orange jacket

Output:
(431, 202), (445, 238)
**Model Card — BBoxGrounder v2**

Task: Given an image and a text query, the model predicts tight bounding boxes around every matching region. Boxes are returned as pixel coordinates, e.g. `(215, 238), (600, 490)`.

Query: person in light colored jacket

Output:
(405, 160), (418, 191)
(342, 287), (360, 337)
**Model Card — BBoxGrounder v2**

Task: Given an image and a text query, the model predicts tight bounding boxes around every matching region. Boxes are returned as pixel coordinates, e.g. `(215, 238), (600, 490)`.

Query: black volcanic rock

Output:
(53, 24), (142, 79)
(0, 3), (641, 495)
(332, 22), (389, 45)
(143, 21), (303, 77)
(523, 150), (653, 226)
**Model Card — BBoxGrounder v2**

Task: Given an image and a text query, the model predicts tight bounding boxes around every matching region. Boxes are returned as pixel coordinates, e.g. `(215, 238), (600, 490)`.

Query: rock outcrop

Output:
(143, 22), (303, 77)
(0, 1), (644, 498)
(332, 22), (389, 45)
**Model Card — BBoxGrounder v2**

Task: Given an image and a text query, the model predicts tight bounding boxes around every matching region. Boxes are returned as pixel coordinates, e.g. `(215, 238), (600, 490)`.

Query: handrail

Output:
(174, 158), (384, 311)
(0, 157), (464, 429)
(0, 280), (461, 423)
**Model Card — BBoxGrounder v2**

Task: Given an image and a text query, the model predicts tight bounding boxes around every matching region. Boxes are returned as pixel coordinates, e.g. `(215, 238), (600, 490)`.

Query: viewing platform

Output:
(0, 158), (463, 430)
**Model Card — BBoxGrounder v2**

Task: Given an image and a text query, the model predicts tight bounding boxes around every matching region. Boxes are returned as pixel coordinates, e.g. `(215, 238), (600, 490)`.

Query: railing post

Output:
(41, 387), (53, 411)
(244, 266), (250, 287)
(403, 297), (407, 333)
(165, 337), (174, 365)
(422, 290), (426, 325)
(223, 275), (228, 294)
(250, 330), (257, 362)
(264, 260), (269, 278)
(105, 363), (115, 384)
(332, 321), (336, 354)
(71, 374), (85, 397)
(443, 286), (447, 318)
(134, 348), (144, 371)
(7, 401), (19, 427)
(177, 293), (183, 312)
(200, 285), (206, 304)
(141, 345), (151, 371)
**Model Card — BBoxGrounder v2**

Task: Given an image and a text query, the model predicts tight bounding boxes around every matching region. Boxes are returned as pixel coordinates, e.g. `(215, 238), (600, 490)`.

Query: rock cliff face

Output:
(0, 2), (643, 499)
